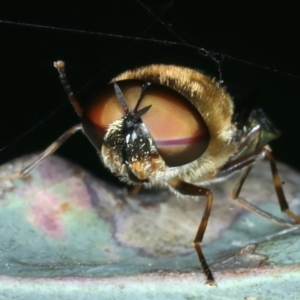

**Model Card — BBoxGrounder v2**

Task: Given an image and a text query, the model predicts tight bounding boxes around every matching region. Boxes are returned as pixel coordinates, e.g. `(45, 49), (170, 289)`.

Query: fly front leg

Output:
(168, 178), (215, 285)
(0, 61), (84, 182)
(0, 124), (82, 181)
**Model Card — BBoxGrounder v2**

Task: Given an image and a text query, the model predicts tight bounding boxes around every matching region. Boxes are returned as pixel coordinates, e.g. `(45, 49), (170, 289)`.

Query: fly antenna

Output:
(113, 82), (129, 114)
(134, 81), (151, 111)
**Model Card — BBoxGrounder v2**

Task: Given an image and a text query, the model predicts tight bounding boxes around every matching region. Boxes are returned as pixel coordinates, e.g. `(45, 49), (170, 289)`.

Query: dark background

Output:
(0, 1), (299, 184)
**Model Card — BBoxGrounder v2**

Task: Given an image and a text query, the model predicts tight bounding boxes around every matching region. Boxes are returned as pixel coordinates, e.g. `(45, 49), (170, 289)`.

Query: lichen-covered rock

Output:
(0, 155), (300, 299)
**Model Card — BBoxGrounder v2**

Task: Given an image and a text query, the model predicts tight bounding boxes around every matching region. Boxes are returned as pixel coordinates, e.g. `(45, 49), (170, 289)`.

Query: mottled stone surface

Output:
(0, 155), (300, 299)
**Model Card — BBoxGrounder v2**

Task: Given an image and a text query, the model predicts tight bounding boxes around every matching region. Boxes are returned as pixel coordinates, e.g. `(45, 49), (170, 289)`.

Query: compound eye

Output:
(82, 80), (209, 167)
(138, 85), (210, 166)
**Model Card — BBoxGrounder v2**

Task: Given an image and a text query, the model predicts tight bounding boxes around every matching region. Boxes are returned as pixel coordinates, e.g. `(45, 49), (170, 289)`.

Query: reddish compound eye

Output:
(82, 80), (210, 167)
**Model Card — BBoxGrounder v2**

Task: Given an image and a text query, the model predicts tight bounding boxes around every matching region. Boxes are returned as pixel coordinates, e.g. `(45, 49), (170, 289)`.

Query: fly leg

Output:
(218, 147), (300, 226)
(0, 124), (82, 181)
(0, 61), (83, 181)
(168, 178), (215, 285)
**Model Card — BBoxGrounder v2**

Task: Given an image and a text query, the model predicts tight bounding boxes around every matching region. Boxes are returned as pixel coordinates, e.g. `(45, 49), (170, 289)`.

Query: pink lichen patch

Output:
(27, 190), (67, 239)
(67, 177), (92, 209)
